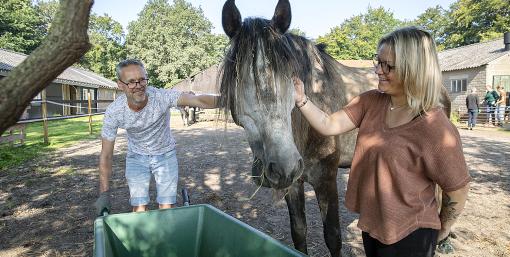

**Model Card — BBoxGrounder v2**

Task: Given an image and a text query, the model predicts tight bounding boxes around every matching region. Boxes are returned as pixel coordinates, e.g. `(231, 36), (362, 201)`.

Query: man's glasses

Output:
(373, 54), (395, 74)
(120, 78), (149, 89)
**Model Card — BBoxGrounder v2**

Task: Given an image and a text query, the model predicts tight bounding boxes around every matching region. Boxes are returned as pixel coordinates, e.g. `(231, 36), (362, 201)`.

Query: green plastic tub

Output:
(93, 204), (306, 257)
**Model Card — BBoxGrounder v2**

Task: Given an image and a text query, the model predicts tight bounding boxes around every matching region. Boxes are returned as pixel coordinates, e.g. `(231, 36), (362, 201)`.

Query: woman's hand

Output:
(292, 77), (306, 106)
(437, 228), (450, 242)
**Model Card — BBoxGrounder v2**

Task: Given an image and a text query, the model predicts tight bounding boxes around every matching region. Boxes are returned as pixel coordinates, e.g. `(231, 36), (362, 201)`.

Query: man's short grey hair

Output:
(116, 59), (146, 80)
(471, 87), (477, 93)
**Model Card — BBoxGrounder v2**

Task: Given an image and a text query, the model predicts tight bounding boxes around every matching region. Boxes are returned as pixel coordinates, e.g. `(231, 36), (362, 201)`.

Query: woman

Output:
(293, 27), (470, 257)
(495, 85), (507, 126)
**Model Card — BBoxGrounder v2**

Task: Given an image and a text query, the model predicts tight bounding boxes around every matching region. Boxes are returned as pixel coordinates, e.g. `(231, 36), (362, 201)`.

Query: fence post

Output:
(41, 89), (49, 144)
(88, 91), (92, 134)
(9, 129), (13, 147)
(20, 125), (25, 145)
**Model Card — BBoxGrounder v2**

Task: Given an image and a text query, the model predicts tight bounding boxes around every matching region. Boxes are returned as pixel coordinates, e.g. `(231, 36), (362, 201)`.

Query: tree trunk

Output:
(0, 0), (93, 134)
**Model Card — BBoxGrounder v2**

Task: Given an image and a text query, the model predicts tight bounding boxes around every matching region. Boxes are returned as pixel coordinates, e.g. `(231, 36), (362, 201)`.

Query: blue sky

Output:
(92, 0), (457, 38)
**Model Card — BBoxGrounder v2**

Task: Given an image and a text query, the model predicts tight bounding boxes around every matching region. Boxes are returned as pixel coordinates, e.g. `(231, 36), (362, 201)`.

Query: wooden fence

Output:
(457, 106), (510, 125)
(1, 91), (113, 146)
(0, 124), (26, 147)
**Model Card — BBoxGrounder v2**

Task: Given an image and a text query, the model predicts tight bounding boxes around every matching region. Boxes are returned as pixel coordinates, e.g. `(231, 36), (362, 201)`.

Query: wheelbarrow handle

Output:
(182, 188), (190, 206)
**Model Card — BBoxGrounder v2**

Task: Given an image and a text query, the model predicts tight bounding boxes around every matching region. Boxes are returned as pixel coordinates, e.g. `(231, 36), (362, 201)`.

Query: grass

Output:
(0, 115), (104, 171)
(450, 111), (461, 125)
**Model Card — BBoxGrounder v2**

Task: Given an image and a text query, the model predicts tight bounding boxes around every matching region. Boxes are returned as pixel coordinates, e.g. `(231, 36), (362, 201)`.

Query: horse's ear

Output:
(271, 0), (291, 34)
(222, 0), (242, 38)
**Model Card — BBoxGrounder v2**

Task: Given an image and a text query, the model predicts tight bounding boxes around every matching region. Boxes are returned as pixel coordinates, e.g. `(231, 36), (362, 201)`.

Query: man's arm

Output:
(99, 138), (115, 193)
(438, 184), (470, 241)
(177, 93), (219, 109)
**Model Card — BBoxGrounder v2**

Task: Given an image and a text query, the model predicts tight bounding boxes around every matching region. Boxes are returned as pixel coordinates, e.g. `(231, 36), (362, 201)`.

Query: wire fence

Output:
(3, 90), (113, 145)
(18, 99), (111, 124)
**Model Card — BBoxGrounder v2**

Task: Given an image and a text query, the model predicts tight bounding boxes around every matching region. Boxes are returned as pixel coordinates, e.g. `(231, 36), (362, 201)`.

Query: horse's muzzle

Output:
(266, 158), (304, 189)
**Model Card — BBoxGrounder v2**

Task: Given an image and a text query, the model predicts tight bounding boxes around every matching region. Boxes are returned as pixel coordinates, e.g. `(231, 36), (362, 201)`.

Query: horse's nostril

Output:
(268, 162), (282, 178)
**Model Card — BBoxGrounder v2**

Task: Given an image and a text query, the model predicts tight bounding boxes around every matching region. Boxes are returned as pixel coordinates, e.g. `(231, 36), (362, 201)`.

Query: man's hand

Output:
(94, 191), (111, 216)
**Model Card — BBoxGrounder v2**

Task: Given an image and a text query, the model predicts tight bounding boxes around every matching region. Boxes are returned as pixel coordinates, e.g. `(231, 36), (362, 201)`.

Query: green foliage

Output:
(34, 0), (126, 80)
(288, 28), (307, 37)
(0, 0), (46, 53)
(412, 5), (450, 51)
(316, 7), (403, 60)
(450, 111), (461, 125)
(80, 14), (127, 80)
(126, 0), (228, 87)
(442, 0), (510, 48)
(317, 0), (509, 58)
(35, 0), (59, 34)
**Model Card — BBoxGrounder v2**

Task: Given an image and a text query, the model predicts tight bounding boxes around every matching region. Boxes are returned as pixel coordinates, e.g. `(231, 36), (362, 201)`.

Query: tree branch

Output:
(0, 0), (93, 134)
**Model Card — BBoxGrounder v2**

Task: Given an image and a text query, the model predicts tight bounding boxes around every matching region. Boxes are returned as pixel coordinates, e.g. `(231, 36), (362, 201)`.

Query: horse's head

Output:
(220, 0), (305, 189)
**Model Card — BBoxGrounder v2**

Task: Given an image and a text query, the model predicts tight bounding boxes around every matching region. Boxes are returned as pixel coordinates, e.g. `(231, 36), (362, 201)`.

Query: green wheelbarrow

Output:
(93, 189), (306, 257)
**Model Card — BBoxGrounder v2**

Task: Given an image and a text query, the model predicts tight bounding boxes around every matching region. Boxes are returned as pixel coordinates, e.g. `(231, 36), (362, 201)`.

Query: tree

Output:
(32, 0), (126, 80)
(35, 0), (59, 34)
(412, 6), (450, 50)
(0, 0), (46, 54)
(126, 0), (227, 87)
(288, 28), (307, 37)
(80, 14), (126, 80)
(0, 0), (92, 134)
(316, 7), (402, 60)
(442, 0), (510, 48)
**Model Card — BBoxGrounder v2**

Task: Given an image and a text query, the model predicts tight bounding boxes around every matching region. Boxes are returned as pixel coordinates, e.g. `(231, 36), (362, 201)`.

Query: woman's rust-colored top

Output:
(343, 90), (471, 245)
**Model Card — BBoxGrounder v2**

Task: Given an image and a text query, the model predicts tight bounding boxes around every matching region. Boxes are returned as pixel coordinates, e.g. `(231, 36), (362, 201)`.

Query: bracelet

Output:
(296, 96), (308, 108)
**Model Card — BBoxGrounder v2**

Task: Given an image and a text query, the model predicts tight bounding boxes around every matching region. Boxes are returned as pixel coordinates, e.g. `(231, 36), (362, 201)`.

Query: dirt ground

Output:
(0, 120), (509, 257)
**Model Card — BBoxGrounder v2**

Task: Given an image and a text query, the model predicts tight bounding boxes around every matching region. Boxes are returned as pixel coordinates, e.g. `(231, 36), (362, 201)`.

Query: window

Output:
(450, 79), (467, 93)
(82, 88), (96, 100)
(493, 75), (510, 91)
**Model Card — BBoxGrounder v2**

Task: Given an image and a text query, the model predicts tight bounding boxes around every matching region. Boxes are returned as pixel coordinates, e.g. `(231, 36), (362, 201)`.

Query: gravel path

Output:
(0, 121), (508, 257)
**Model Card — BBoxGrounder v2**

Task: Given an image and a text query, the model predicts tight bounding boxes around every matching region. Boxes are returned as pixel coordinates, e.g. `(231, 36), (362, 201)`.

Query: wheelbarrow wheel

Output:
(182, 188), (190, 206)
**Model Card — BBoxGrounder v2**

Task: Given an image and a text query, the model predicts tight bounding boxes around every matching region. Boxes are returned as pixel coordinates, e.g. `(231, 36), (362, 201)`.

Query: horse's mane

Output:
(218, 17), (340, 121)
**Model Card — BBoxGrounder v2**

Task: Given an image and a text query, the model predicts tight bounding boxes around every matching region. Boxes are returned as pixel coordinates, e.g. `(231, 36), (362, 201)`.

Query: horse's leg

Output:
(311, 168), (341, 257)
(180, 110), (186, 126)
(285, 180), (308, 254)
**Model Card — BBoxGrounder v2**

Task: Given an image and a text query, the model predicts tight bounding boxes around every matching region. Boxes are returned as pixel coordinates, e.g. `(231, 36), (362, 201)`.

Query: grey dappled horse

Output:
(219, 0), (451, 256)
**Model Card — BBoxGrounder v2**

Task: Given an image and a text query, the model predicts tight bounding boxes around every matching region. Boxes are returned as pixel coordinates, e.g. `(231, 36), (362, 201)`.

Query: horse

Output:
(219, 0), (451, 256)
(179, 106), (190, 126)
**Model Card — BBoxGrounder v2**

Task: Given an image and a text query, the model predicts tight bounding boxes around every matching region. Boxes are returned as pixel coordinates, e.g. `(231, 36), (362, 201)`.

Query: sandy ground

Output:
(0, 120), (509, 257)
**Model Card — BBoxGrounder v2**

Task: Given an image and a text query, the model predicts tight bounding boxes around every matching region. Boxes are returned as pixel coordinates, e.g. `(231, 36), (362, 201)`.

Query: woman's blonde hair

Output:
(378, 26), (442, 116)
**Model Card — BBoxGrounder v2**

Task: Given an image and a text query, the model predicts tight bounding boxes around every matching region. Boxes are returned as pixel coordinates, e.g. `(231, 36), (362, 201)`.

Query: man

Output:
(94, 59), (219, 215)
(483, 85), (498, 125)
(465, 87), (479, 130)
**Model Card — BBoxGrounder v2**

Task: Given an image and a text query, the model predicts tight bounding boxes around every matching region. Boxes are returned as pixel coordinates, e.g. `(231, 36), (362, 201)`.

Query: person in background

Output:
(495, 85), (507, 126)
(483, 85), (498, 126)
(465, 87), (479, 130)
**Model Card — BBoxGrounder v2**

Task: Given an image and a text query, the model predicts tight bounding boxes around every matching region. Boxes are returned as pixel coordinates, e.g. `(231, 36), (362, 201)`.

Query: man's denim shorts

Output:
(125, 149), (178, 206)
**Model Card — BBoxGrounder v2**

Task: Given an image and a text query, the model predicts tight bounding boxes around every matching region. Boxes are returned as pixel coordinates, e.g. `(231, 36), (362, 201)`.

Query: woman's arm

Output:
(438, 184), (470, 241)
(293, 77), (356, 136)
